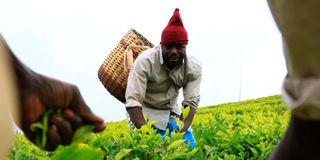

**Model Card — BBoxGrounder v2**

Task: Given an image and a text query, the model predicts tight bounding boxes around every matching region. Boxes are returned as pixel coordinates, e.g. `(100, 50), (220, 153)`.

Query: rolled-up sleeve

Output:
(182, 59), (202, 109)
(125, 57), (149, 108)
(282, 76), (320, 120)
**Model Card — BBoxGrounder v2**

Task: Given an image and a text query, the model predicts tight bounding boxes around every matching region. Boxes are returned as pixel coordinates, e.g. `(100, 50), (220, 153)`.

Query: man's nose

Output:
(170, 47), (178, 55)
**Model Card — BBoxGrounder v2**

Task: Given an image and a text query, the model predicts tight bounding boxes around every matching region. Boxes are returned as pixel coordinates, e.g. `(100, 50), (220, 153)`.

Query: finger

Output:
(20, 95), (45, 142)
(69, 86), (104, 124)
(75, 107), (106, 132)
(63, 109), (83, 131)
(80, 112), (104, 124)
(45, 125), (61, 151)
(81, 113), (106, 133)
(93, 122), (106, 132)
(69, 86), (105, 132)
(51, 115), (73, 145)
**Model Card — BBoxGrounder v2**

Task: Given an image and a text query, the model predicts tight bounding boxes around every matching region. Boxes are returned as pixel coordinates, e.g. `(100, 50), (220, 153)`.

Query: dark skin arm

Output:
(179, 106), (196, 133)
(267, 0), (320, 159)
(126, 107), (146, 129)
(268, 114), (320, 160)
(1, 35), (106, 151)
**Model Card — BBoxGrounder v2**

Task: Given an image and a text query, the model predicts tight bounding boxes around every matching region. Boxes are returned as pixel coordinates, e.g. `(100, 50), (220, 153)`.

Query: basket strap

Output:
(123, 44), (150, 72)
(182, 54), (188, 87)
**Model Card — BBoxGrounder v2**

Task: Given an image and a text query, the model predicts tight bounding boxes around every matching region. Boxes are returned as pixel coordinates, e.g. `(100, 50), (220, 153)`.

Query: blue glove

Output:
(168, 116), (196, 149)
(167, 116), (179, 138)
(183, 128), (196, 149)
(137, 113), (196, 149)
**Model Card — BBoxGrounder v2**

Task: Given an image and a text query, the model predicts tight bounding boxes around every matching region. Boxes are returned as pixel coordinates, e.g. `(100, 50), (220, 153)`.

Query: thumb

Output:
(69, 87), (106, 131)
(80, 111), (104, 124)
(80, 112), (106, 132)
(20, 95), (45, 142)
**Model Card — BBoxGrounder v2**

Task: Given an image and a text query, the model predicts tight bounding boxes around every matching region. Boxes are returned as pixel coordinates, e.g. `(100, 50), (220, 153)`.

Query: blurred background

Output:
(0, 0), (286, 122)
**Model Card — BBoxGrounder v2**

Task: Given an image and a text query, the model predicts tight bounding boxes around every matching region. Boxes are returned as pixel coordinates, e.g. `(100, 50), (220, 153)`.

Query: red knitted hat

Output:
(160, 8), (188, 45)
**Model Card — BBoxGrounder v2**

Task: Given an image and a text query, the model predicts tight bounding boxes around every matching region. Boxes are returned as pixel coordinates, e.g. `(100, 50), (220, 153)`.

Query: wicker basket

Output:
(98, 28), (154, 103)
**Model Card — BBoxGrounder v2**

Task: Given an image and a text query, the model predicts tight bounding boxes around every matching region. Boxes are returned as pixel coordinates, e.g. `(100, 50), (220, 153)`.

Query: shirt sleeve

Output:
(182, 58), (202, 109)
(125, 56), (150, 108)
(282, 76), (320, 119)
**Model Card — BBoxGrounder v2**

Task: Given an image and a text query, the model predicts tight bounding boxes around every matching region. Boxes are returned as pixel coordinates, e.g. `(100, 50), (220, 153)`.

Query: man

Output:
(267, 0), (320, 159)
(125, 8), (202, 149)
(0, 34), (106, 158)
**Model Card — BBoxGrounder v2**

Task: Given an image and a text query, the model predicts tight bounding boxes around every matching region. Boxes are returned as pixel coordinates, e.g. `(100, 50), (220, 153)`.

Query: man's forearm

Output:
(268, 113), (320, 160)
(0, 36), (38, 91)
(126, 107), (146, 129)
(180, 107), (196, 132)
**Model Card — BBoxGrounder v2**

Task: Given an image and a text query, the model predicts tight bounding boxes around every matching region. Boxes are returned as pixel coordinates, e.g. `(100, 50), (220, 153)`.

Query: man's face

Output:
(162, 44), (186, 69)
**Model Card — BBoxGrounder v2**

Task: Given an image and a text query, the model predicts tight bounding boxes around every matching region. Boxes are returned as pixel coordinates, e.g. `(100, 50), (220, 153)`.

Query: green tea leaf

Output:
(250, 147), (258, 155)
(188, 148), (198, 157)
(72, 125), (95, 143)
(30, 108), (51, 148)
(30, 122), (44, 131)
(139, 144), (149, 149)
(224, 154), (236, 160)
(167, 140), (185, 150)
(115, 149), (132, 160)
(182, 106), (190, 121)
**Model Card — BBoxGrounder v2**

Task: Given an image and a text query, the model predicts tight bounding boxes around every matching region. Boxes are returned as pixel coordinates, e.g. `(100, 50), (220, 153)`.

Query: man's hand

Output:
(179, 106), (196, 133)
(126, 107), (146, 129)
(20, 76), (106, 150)
(1, 34), (106, 151)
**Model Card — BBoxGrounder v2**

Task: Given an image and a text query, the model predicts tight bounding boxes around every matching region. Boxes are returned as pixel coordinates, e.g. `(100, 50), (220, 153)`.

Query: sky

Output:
(0, 0), (287, 122)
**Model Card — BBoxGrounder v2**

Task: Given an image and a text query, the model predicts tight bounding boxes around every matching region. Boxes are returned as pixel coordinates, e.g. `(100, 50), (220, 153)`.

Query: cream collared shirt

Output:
(125, 45), (202, 130)
(0, 38), (19, 159)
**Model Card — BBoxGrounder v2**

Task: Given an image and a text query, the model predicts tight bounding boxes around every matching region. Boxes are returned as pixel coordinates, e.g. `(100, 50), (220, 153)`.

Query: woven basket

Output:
(98, 28), (154, 103)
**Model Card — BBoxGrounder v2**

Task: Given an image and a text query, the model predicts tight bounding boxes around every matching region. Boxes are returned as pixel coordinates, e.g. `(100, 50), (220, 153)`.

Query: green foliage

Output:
(51, 143), (104, 160)
(182, 106), (190, 121)
(72, 125), (95, 143)
(8, 134), (50, 160)
(8, 95), (289, 159)
(30, 108), (61, 148)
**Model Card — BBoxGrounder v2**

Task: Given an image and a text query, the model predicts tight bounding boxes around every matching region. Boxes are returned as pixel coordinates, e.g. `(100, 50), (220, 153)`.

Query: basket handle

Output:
(123, 44), (150, 72)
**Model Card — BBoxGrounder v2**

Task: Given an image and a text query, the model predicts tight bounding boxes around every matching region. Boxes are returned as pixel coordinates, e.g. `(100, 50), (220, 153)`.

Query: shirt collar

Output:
(159, 45), (164, 65)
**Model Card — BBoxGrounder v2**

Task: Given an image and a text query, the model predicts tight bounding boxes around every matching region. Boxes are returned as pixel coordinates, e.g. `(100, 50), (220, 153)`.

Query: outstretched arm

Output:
(0, 34), (106, 151)
(179, 106), (196, 132)
(267, 0), (320, 159)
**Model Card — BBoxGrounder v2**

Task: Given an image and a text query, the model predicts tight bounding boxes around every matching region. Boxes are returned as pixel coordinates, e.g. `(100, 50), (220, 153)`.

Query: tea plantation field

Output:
(8, 95), (289, 160)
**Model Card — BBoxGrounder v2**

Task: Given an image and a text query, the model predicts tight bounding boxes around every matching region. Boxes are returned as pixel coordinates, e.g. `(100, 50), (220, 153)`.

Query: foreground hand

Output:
(0, 34), (105, 151)
(20, 75), (106, 151)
